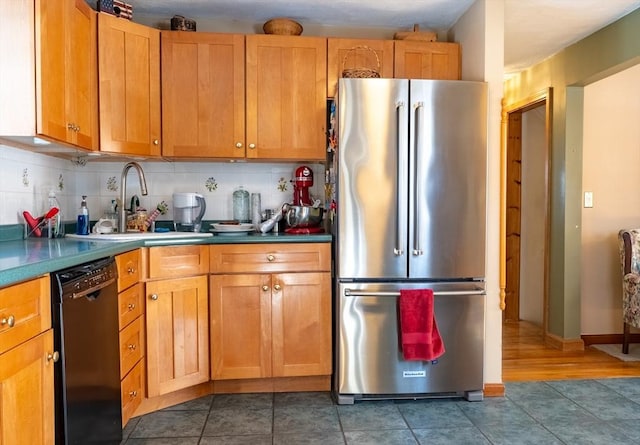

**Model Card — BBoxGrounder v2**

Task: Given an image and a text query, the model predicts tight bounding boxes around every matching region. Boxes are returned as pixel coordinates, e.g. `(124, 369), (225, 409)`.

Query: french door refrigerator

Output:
(334, 78), (487, 404)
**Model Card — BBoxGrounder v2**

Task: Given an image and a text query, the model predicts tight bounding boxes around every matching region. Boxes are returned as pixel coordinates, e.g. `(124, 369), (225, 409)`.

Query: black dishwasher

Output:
(51, 257), (122, 445)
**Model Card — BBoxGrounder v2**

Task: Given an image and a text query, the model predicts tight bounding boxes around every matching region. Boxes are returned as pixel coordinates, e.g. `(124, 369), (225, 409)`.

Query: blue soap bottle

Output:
(76, 195), (90, 235)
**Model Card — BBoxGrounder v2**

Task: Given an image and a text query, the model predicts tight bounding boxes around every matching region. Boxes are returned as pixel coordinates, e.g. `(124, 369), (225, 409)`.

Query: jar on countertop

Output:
(232, 186), (250, 222)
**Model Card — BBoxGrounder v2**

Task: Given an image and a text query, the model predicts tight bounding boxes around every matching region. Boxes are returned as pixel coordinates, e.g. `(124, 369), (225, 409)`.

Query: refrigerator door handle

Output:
(344, 289), (486, 297)
(412, 102), (424, 256)
(394, 101), (405, 257)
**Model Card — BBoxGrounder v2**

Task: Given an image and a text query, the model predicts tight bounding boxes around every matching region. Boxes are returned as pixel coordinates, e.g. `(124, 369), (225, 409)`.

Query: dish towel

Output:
(399, 289), (445, 361)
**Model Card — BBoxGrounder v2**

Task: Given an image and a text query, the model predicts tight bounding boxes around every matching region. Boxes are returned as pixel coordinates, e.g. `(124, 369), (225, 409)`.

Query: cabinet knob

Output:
(262, 285), (269, 292)
(128, 344), (137, 351)
(236, 142), (243, 148)
(47, 351), (60, 363)
(150, 294), (159, 301)
(153, 139), (159, 145)
(127, 303), (136, 311)
(127, 265), (136, 274)
(1, 315), (15, 328)
(267, 254), (275, 262)
(75, 125), (80, 132)
(249, 143), (256, 149)
(129, 390), (138, 398)
(273, 284), (281, 291)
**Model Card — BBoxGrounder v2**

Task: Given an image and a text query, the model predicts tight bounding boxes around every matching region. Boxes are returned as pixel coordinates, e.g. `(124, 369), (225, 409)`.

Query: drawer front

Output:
(121, 361), (144, 427)
(118, 283), (144, 330)
(147, 245), (209, 279)
(0, 276), (51, 355)
(210, 243), (331, 274)
(116, 249), (141, 292)
(119, 316), (144, 377)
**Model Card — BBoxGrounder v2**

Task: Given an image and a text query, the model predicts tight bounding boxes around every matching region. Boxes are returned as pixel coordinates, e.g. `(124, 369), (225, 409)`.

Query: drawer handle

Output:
(127, 265), (136, 274)
(128, 344), (137, 351)
(127, 303), (136, 311)
(267, 254), (275, 262)
(1, 315), (15, 328)
(150, 294), (159, 301)
(273, 284), (281, 291)
(129, 390), (138, 398)
(262, 285), (269, 292)
(47, 351), (60, 363)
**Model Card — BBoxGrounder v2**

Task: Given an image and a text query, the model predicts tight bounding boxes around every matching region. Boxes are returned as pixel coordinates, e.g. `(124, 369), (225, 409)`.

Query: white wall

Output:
(520, 106), (546, 324)
(0, 143), (324, 227)
(581, 62), (640, 335)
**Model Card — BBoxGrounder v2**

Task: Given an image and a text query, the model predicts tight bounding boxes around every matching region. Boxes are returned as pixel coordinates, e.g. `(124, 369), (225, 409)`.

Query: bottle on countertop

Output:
(47, 190), (64, 238)
(76, 195), (90, 235)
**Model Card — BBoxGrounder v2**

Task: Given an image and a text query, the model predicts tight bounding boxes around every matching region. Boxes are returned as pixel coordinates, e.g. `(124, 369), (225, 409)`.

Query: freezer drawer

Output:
(335, 282), (484, 404)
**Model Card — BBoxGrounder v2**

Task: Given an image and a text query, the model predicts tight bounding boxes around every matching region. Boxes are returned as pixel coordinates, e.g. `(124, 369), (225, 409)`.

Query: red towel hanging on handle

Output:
(399, 289), (445, 361)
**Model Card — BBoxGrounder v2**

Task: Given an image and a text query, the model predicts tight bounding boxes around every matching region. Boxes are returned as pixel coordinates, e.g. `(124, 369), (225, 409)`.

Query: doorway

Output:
(502, 89), (552, 333)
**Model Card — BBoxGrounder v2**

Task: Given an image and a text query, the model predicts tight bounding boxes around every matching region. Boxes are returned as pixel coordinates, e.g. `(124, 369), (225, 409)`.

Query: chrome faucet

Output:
(119, 162), (148, 233)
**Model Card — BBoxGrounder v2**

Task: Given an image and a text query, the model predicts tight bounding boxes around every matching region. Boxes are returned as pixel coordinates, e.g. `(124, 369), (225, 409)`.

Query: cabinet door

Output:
(246, 35), (327, 160)
(146, 275), (209, 396)
(162, 32), (245, 159)
(98, 13), (161, 157)
(0, 329), (55, 445)
(35, 0), (98, 150)
(210, 274), (272, 380)
(394, 41), (460, 80)
(272, 272), (332, 377)
(327, 38), (394, 97)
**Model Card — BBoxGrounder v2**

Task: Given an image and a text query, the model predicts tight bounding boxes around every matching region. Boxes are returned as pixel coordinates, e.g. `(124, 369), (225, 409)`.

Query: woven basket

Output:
(341, 46), (381, 78)
(263, 18), (303, 35)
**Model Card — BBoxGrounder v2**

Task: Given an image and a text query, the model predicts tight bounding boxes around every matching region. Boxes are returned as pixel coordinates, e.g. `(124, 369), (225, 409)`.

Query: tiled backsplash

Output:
(0, 144), (325, 226)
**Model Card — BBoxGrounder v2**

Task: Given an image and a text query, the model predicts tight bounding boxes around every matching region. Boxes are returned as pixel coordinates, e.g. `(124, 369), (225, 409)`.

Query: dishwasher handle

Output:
(68, 277), (117, 300)
(344, 289), (485, 297)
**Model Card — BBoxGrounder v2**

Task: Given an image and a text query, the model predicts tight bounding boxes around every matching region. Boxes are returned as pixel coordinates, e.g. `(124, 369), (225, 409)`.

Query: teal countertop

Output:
(0, 232), (332, 288)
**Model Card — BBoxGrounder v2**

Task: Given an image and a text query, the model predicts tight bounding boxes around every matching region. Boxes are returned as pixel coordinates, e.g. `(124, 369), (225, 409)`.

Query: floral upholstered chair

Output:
(618, 229), (640, 353)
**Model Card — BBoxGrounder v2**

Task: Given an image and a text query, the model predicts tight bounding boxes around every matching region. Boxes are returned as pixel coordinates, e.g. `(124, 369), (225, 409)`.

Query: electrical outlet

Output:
(584, 191), (593, 208)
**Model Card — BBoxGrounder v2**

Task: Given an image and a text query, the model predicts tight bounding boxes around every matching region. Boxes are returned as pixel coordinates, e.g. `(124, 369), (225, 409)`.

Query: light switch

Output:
(584, 191), (593, 208)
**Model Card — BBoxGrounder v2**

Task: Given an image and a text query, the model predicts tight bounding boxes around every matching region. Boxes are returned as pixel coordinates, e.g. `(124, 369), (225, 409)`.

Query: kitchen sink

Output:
(65, 232), (213, 242)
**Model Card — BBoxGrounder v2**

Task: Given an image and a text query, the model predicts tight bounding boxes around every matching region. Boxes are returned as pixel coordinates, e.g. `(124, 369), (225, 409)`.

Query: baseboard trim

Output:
(483, 383), (505, 397)
(545, 331), (584, 351)
(581, 333), (640, 346)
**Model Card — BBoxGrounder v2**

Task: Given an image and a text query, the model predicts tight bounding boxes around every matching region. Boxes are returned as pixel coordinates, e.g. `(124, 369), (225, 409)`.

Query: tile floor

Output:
(121, 378), (640, 444)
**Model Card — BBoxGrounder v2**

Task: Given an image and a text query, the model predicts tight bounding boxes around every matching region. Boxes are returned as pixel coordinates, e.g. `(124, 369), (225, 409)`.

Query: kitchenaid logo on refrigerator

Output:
(402, 370), (427, 378)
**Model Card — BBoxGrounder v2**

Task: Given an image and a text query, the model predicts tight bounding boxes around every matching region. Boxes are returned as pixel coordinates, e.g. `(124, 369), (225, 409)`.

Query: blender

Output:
(173, 192), (206, 232)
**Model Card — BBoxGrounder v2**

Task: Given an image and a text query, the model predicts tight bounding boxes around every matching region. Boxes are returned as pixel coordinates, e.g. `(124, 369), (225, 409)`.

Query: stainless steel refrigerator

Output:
(333, 78), (487, 404)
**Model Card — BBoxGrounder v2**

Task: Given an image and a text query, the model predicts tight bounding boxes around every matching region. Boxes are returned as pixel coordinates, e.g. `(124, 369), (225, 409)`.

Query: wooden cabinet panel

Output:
(119, 316), (144, 377)
(121, 360), (144, 426)
(0, 276), (50, 355)
(116, 249), (141, 292)
(272, 272), (332, 377)
(118, 283), (144, 330)
(98, 13), (161, 156)
(146, 275), (209, 396)
(327, 38), (394, 97)
(210, 243), (330, 274)
(394, 41), (460, 80)
(210, 274), (272, 380)
(0, 329), (55, 445)
(35, 0), (98, 150)
(147, 245), (209, 279)
(162, 32), (245, 159)
(245, 35), (327, 160)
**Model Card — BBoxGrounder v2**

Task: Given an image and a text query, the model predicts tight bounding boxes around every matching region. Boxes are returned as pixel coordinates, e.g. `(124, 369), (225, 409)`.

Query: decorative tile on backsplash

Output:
(107, 176), (117, 192)
(22, 168), (29, 187)
(205, 177), (218, 192)
(278, 177), (288, 192)
(58, 174), (64, 191)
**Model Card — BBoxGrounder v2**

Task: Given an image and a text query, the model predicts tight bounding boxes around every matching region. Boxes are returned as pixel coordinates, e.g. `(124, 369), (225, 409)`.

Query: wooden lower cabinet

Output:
(145, 275), (209, 397)
(210, 244), (332, 383)
(0, 329), (55, 445)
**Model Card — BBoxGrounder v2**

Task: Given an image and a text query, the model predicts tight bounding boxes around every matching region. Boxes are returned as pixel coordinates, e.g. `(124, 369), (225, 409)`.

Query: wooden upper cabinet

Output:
(98, 13), (161, 157)
(327, 38), (394, 97)
(245, 35), (327, 161)
(35, 0), (98, 150)
(394, 41), (461, 80)
(162, 32), (245, 159)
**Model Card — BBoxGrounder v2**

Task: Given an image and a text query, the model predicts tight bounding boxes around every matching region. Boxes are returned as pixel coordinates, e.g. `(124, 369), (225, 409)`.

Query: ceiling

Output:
(127, 0), (640, 74)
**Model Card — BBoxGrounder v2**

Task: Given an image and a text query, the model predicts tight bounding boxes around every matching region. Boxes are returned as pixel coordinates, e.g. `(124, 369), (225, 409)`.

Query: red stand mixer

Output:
(286, 165), (324, 234)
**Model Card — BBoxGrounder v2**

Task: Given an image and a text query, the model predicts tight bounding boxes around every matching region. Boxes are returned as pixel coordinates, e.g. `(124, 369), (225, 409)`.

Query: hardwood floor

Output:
(502, 320), (640, 381)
